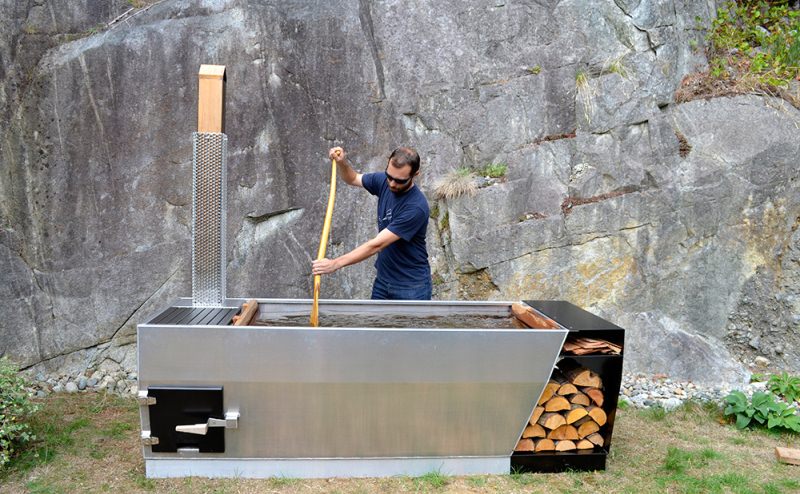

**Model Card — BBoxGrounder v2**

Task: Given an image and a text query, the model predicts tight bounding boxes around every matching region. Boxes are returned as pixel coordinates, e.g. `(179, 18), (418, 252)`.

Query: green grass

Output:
(479, 163), (507, 178)
(1, 392), (798, 493)
(413, 471), (449, 489)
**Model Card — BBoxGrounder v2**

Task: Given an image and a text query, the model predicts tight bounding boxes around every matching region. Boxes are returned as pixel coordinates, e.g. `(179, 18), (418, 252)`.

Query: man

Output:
(311, 146), (432, 300)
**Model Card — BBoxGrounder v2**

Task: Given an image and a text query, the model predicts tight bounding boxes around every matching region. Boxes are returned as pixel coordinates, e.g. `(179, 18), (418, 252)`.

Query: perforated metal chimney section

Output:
(191, 132), (228, 307)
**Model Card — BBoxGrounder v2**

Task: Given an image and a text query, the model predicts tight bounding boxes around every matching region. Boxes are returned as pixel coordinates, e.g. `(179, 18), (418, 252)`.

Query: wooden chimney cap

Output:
(197, 64), (226, 133)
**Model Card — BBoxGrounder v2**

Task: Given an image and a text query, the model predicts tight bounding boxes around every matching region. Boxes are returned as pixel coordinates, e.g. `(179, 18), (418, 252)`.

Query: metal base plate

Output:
(145, 457), (509, 479)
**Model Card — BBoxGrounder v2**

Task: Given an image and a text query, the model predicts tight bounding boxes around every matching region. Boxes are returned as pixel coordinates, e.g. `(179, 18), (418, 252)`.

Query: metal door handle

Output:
(175, 411), (239, 435)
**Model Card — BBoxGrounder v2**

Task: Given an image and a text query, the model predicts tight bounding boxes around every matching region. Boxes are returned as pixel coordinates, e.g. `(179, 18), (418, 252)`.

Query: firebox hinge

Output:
(137, 389), (156, 406)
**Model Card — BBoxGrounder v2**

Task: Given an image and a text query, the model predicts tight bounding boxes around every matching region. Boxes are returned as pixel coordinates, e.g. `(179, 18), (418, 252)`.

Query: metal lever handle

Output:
(176, 423), (209, 435)
(175, 412), (239, 436)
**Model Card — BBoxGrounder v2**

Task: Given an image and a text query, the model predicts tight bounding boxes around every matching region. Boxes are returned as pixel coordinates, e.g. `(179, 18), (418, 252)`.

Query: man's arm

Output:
(329, 147), (362, 187)
(311, 228), (399, 275)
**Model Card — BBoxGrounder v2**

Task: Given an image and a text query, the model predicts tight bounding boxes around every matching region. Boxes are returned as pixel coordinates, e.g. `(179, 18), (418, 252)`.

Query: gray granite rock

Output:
(0, 1), (798, 384)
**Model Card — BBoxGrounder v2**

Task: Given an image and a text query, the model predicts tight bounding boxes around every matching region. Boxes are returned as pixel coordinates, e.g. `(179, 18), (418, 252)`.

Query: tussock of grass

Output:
(433, 169), (477, 200)
(575, 69), (596, 123)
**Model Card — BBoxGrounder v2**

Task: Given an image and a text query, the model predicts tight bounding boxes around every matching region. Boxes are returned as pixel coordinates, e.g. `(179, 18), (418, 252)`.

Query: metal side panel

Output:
(145, 456), (510, 479)
(137, 322), (566, 460)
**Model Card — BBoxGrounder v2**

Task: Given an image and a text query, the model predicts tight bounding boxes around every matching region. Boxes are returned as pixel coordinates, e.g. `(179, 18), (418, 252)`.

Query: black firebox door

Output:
(147, 386), (225, 453)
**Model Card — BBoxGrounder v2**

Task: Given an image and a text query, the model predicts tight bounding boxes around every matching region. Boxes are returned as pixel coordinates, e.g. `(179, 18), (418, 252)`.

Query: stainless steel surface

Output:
(138, 298), (567, 460)
(191, 132), (227, 307)
(145, 456), (510, 478)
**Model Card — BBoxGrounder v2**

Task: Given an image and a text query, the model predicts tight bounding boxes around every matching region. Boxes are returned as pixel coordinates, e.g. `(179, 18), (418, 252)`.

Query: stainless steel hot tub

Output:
(137, 298), (568, 478)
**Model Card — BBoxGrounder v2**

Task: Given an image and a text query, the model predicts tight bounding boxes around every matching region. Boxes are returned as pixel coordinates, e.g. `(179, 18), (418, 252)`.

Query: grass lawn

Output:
(1, 393), (798, 493)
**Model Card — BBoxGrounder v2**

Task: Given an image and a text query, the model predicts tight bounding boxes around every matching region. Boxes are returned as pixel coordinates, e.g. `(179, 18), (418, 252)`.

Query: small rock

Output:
(662, 397), (682, 411)
(36, 390), (47, 398)
(78, 377), (88, 390)
(754, 356), (770, 368)
(65, 382), (78, 393)
(87, 377), (98, 387)
(52, 384), (64, 393)
(130, 384), (139, 395)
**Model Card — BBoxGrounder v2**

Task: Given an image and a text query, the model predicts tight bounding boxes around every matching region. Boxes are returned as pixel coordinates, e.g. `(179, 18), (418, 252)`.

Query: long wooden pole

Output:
(310, 159), (337, 327)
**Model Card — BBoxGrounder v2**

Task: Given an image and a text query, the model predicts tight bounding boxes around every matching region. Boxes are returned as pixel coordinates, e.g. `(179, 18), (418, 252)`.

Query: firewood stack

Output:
(515, 361), (607, 453)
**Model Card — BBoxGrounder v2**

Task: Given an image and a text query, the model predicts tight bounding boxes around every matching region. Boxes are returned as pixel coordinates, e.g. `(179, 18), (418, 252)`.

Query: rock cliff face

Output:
(1, 0), (798, 384)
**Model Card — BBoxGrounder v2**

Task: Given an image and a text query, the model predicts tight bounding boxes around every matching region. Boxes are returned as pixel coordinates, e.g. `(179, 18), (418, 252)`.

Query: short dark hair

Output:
(388, 147), (420, 175)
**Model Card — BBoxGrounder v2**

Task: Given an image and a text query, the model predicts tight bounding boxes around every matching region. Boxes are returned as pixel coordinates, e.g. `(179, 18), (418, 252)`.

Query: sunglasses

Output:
(385, 167), (413, 185)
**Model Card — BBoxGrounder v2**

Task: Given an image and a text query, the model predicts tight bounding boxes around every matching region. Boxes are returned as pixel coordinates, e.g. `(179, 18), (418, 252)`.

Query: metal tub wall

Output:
(137, 299), (567, 469)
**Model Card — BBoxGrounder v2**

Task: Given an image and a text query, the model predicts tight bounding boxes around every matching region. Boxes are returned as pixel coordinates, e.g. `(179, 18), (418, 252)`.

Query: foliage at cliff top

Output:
(678, 0), (800, 106)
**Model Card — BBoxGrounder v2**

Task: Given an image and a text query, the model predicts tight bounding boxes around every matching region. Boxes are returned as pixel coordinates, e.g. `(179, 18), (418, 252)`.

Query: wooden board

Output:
(198, 64), (226, 133)
(775, 447), (800, 466)
(511, 302), (561, 329)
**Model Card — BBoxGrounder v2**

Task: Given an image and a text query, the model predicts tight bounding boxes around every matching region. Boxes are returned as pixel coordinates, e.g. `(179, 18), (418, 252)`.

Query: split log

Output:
(550, 371), (578, 395)
(538, 382), (560, 405)
(511, 302), (560, 329)
(577, 419), (600, 438)
(565, 404), (589, 424)
(514, 438), (535, 452)
(529, 406), (545, 426)
(534, 438), (556, 452)
(557, 382), (578, 396)
(555, 440), (577, 451)
(775, 447), (800, 466)
(569, 392), (591, 407)
(522, 423), (546, 439)
(582, 387), (605, 407)
(564, 367), (603, 388)
(586, 433), (605, 447)
(544, 395), (571, 412)
(547, 424), (579, 441)
(233, 299), (259, 326)
(576, 439), (595, 450)
(586, 405), (607, 426)
(537, 412), (566, 430)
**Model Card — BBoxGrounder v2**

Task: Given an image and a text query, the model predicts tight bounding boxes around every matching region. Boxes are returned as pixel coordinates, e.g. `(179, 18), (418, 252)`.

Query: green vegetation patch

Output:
(0, 357), (39, 468)
(708, 1), (799, 86)
(679, 1), (800, 106)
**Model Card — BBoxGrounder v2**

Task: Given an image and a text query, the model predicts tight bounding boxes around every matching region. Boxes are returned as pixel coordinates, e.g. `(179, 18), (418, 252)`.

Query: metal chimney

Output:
(191, 65), (227, 307)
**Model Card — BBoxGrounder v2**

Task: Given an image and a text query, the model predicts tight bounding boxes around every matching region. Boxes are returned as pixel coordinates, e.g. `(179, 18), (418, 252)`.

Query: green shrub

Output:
(479, 163), (508, 178)
(768, 372), (800, 403)
(707, 1), (800, 87)
(0, 357), (39, 467)
(723, 390), (800, 433)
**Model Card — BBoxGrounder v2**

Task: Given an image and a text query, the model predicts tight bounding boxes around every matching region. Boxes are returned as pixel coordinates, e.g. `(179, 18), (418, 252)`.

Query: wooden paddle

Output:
(310, 159), (337, 327)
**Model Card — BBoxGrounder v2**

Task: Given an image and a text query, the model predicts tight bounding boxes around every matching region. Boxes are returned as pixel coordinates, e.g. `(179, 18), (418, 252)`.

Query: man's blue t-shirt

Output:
(362, 172), (431, 286)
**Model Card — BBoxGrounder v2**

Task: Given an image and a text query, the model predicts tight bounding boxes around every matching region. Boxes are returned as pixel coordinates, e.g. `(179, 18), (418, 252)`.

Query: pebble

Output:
(22, 367), (783, 408)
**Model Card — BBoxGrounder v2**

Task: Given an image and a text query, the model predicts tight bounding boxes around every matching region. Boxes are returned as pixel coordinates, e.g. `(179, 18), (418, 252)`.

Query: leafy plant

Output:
(768, 372), (800, 403)
(707, 1), (800, 88)
(479, 163), (508, 178)
(723, 390), (800, 432)
(0, 357), (39, 467)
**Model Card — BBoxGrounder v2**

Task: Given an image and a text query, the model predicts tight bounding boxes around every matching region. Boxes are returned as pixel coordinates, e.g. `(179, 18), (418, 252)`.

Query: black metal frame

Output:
(511, 301), (625, 473)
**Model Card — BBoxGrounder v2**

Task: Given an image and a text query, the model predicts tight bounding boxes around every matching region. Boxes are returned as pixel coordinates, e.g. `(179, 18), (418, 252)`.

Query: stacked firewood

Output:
(562, 337), (621, 355)
(515, 361), (607, 453)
